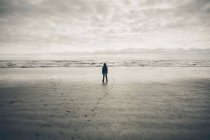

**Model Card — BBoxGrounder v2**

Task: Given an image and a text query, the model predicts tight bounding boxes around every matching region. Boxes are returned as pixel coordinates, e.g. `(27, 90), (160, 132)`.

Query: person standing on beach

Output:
(102, 63), (108, 83)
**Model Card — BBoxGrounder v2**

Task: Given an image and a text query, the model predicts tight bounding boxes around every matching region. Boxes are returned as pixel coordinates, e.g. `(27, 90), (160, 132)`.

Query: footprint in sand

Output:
(60, 131), (63, 135)
(84, 114), (88, 117)
(35, 133), (40, 137)
(68, 123), (71, 126)
(50, 114), (55, 117)
(8, 100), (23, 104)
(91, 106), (97, 111)
(40, 123), (51, 127)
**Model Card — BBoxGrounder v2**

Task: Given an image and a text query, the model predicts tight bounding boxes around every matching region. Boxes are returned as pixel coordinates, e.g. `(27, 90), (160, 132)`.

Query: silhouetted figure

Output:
(102, 63), (108, 83)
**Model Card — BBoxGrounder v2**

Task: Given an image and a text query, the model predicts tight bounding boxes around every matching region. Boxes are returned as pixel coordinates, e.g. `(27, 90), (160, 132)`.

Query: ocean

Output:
(0, 50), (210, 68)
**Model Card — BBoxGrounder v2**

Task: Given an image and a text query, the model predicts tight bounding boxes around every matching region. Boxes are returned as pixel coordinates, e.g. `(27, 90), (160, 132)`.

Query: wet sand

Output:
(0, 67), (210, 140)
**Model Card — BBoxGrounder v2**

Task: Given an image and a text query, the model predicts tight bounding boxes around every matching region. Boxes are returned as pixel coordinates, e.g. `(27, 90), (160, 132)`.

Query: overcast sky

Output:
(0, 0), (210, 54)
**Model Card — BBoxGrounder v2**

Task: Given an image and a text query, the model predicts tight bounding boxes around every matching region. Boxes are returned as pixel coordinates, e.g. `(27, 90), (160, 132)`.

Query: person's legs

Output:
(102, 74), (105, 83)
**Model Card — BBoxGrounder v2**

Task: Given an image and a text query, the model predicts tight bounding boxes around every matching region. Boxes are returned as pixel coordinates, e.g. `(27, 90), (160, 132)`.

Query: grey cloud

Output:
(0, 0), (209, 53)
(175, 0), (210, 21)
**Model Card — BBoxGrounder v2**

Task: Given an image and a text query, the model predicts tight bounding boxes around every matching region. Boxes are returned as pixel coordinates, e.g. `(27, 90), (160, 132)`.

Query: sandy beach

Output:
(1, 0), (210, 139)
(0, 67), (210, 140)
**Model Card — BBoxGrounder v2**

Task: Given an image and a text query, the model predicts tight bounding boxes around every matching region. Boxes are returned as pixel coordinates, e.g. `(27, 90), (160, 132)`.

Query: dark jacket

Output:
(102, 65), (108, 74)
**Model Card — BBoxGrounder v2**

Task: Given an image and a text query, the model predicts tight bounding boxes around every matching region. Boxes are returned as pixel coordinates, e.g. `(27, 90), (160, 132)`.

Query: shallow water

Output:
(1, 50), (210, 68)
(1, 59), (210, 68)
